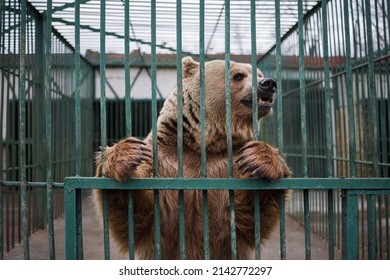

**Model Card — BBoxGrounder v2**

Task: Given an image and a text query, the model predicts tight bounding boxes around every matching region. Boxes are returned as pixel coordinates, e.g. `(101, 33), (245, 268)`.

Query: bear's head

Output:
(182, 56), (275, 121)
(157, 56), (276, 153)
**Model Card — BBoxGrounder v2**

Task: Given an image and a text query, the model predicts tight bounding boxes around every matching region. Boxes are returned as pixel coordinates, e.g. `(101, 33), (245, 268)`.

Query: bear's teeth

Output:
(258, 99), (272, 105)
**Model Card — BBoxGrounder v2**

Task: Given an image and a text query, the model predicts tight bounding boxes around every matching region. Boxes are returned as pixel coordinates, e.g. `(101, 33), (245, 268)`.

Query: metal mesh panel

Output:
(1, 0), (94, 259)
(258, 0), (390, 259)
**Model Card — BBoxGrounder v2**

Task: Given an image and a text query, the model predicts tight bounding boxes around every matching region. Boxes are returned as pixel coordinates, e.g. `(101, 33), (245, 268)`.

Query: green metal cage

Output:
(1, 0), (390, 260)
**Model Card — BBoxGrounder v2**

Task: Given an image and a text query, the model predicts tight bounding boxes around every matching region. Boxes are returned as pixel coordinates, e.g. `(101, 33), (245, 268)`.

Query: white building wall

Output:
(95, 67), (177, 100)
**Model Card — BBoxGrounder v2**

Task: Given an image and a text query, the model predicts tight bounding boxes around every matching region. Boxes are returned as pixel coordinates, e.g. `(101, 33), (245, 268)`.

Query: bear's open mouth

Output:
(258, 97), (273, 107)
(241, 97), (274, 109)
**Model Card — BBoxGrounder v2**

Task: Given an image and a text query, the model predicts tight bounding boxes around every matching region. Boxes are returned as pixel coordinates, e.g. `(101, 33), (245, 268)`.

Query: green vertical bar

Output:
(360, 194), (366, 259)
(75, 1), (81, 176)
(251, 0), (258, 139)
(385, 195), (389, 260)
(322, 0), (335, 260)
(9, 2), (17, 251)
(254, 190), (261, 260)
(124, 0), (131, 137)
(45, 0), (55, 260)
(352, 0), (364, 179)
(225, 0), (232, 177)
(178, 190), (185, 259)
(377, 195), (383, 259)
(100, 0), (110, 260)
(229, 189), (237, 260)
(176, 0), (185, 260)
(151, 0), (158, 177)
(32, 4), (44, 231)
(364, 0), (379, 177)
(303, 190), (311, 259)
(102, 191), (110, 260)
(202, 191), (209, 260)
(0, 0), (4, 260)
(279, 192), (286, 260)
(19, 0), (29, 260)
(74, 0), (84, 260)
(199, 0), (206, 179)
(342, 190), (348, 258)
(337, 8), (348, 178)
(254, 191), (261, 260)
(124, 0), (134, 260)
(343, 0), (356, 177)
(275, 0), (286, 260)
(298, 0), (308, 177)
(65, 187), (77, 260)
(342, 191), (359, 260)
(298, 0), (310, 260)
(322, 0), (333, 177)
(176, 0), (183, 178)
(251, 0), (260, 260)
(375, 0), (387, 183)
(127, 192), (135, 260)
(225, 0), (236, 260)
(368, 194), (376, 259)
(327, 189), (334, 259)
(275, 0), (283, 150)
(151, 0), (161, 260)
(100, 0), (107, 164)
(199, 0), (208, 260)
(153, 190), (161, 259)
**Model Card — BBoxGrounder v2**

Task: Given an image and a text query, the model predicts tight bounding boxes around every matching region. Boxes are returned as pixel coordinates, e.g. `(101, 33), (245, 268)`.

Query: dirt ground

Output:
(3, 195), (341, 260)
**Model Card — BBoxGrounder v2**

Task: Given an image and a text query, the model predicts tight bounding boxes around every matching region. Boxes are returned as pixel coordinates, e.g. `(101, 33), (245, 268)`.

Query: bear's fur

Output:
(94, 57), (291, 259)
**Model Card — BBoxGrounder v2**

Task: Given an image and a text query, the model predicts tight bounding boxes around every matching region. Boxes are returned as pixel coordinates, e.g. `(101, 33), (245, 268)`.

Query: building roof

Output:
(84, 49), (262, 67)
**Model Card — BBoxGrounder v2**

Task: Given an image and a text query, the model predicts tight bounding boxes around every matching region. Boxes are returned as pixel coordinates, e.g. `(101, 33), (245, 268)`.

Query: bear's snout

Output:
(258, 78), (276, 105)
(258, 78), (276, 94)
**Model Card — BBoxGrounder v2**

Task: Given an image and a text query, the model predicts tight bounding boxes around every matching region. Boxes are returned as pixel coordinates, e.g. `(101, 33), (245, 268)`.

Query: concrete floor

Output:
(3, 195), (341, 260)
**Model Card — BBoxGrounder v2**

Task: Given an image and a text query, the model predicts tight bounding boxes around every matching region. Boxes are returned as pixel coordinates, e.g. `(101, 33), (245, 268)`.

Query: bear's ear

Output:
(182, 56), (199, 78)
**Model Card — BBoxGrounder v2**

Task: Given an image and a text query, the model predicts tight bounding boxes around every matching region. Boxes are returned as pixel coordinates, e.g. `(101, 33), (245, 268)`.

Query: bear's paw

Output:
(95, 137), (152, 182)
(236, 141), (291, 181)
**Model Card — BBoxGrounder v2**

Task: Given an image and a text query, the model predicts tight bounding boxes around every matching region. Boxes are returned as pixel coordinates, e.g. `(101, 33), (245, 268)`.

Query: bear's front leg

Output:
(236, 141), (292, 180)
(94, 137), (155, 256)
(95, 137), (152, 182)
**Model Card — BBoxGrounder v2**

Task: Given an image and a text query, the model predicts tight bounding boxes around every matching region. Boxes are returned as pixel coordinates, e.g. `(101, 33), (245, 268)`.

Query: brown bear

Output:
(94, 57), (291, 259)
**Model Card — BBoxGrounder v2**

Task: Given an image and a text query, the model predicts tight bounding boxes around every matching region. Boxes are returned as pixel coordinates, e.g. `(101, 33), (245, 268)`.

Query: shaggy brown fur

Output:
(94, 57), (291, 259)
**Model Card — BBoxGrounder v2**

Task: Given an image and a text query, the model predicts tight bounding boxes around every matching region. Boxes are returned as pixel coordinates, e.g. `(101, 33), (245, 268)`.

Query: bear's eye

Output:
(233, 73), (246, 82)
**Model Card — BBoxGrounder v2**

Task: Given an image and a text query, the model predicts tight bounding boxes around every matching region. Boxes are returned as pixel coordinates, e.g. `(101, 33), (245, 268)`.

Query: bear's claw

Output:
(236, 141), (291, 181)
(96, 137), (152, 182)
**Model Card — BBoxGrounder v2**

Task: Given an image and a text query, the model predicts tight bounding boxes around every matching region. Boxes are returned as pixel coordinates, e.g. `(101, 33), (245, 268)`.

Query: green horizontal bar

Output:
(64, 177), (390, 191)
(0, 181), (64, 188)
